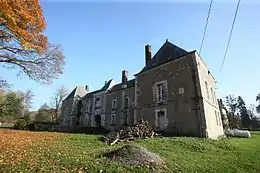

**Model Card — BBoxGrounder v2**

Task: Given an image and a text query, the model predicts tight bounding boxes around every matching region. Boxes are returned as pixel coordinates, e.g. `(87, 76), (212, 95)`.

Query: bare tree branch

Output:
(50, 86), (68, 122)
(0, 43), (65, 84)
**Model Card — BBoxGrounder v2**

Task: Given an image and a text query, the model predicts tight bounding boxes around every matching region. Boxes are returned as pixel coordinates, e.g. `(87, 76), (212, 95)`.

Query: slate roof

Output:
(109, 79), (135, 92)
(64, 87), (77, 100)
(82, 79), (114, 99)
(135, 40), (190, 75)
(101, 79), (113, 90)
(65, 41), (189, 100)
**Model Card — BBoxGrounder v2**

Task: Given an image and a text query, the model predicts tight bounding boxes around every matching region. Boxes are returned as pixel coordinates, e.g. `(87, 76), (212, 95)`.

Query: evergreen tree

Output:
(237, 96), (250, 128)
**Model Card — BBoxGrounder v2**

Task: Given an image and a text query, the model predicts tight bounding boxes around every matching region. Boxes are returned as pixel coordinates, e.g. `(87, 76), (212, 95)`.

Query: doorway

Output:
(95, 115), (101, 127)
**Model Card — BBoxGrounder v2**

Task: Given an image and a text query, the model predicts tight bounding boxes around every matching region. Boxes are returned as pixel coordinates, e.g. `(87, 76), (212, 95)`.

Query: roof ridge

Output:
(165, 40), (188, 53)
(135, 40), (189, 75)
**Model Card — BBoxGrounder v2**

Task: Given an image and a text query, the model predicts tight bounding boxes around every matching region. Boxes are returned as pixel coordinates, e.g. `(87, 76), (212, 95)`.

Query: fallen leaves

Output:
(0, 129), (153, 172)
(0, 129), (60, 172)
(0, 130), (97, 172)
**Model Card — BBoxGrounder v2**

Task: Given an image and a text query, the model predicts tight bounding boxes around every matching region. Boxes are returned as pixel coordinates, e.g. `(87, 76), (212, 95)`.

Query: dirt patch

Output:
(103, 144), (165, 168)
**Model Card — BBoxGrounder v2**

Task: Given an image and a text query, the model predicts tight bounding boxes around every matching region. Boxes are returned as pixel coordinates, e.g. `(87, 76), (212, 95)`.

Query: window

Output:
(112, 99), (117, 109)
(215, 110), (218, 125)
(218, 112), (222, 125)
(205, 81), (209, 99)
(211, 88), (214, 103)
(111, 112), (116, 125)
(155, 109), (168, 130)
(157, 83), (165, 101)
(153, 81), (167, 103)
(124, 97), (129, 108)
(215, 110), (221, 125)
(179, 88), (184, 94)
(85, 106), (89, 113)
(213, 91), (217, 103)
(87, 115), (91, 126)
(123, 111), (128, 125)
(85, 116), (88, 125)
(95, 97), (101, 109)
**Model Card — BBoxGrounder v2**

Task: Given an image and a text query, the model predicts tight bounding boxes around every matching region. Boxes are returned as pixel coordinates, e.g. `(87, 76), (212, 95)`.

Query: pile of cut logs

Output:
(102, 120), (159, 145)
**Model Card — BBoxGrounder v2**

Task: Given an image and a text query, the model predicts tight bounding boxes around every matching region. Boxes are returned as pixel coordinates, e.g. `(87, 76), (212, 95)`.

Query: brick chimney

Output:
(85, 85), (89, 92)
(145, 44), (152, 65)
(121, 70), (128, 84)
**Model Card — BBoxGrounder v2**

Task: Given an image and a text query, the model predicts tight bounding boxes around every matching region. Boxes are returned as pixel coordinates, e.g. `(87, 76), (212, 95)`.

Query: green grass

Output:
(1, 130), (260, 173)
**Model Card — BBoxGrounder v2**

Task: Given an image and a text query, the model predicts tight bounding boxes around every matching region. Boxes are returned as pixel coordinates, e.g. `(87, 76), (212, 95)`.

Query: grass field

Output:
(1, 130), (260, 173)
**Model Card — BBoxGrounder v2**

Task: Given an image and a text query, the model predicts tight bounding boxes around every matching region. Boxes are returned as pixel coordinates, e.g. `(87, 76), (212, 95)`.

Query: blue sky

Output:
(3, 0), (260, 110)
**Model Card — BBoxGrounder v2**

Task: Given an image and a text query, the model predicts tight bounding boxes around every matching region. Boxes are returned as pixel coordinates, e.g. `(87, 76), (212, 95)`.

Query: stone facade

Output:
(105, 81), (135, 131)
(79, 80), (115, 127)
(193, 52), (224, 138)
(60, 40), (224, 139)
(135, 53), (201, 136)
(60, 86), (88, 126)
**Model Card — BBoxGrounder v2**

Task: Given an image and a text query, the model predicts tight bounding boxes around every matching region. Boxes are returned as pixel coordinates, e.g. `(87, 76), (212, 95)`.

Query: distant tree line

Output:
(0, 89), (34, 124)
(222, 94), (260, 130)
(0, 86), (68, 125)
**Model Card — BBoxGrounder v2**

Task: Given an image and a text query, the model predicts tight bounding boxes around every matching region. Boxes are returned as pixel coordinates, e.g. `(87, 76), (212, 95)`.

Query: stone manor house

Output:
(60, 40), (224, 139)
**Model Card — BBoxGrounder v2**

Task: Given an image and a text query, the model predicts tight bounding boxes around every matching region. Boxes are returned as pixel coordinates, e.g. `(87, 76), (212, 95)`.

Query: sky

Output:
(2, 0), (260, 111)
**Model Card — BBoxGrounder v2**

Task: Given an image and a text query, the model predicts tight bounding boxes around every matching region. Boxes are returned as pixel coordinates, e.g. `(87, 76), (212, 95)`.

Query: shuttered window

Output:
(153, 81), (168, 103)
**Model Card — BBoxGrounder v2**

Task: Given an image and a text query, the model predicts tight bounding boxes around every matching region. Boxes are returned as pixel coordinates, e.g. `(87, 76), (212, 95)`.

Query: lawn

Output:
(0, 130), (260, 173)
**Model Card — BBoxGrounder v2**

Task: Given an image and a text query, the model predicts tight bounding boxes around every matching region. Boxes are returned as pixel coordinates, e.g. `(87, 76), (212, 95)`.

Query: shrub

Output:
(26, 123), (36, 131)
(13, 117), (35, 130)
(13, 119), (28, 130)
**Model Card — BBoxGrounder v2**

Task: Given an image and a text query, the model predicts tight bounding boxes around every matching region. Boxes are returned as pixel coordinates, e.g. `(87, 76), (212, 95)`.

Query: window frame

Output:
(154, 108), (167, 129)
(95, 97), (101, 109)
(123, 111), (128, 125)
(110, 112), (116, 125)
(210, 87), (214, 103)
(112, 99), (117, 110)
(205, 81), (210, 99)
(218, 112), (222, 126)
(213, 90), (217, 103)
(215, 110), (221, 125)
(154, 80), (167, 103)
(124, 97), (129, 109)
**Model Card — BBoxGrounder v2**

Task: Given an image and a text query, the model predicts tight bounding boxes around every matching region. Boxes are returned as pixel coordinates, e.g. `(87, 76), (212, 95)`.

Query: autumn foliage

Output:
(0, 0), (47, 53)
(0, 0), (65, 85)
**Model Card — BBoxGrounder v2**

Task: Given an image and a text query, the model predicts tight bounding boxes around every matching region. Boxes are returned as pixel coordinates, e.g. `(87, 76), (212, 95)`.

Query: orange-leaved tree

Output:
(0, 0), (65, 87)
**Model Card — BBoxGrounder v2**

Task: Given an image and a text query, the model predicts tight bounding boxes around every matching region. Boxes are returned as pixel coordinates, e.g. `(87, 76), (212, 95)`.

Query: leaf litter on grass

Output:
(0, 129), (61, 172)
